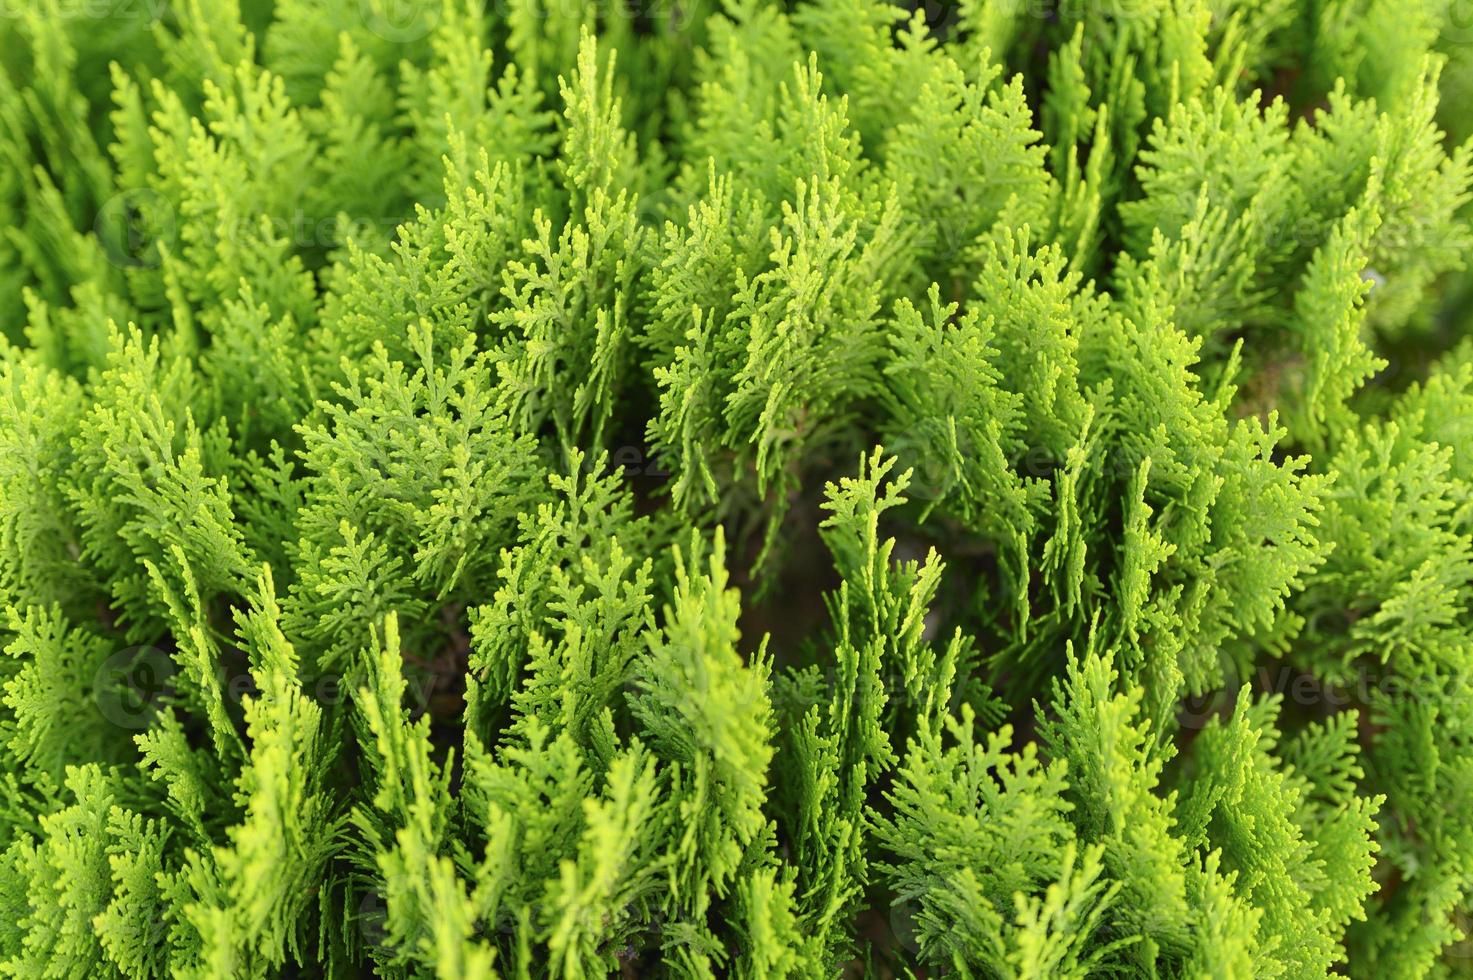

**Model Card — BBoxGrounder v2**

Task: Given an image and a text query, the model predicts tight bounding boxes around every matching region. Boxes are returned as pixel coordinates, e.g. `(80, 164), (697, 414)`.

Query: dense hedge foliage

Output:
(2, 0), (1473, 976)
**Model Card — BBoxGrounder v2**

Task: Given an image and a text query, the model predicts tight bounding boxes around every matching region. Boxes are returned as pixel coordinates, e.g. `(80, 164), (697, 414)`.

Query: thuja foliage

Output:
(2, 0), (1473, 975)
